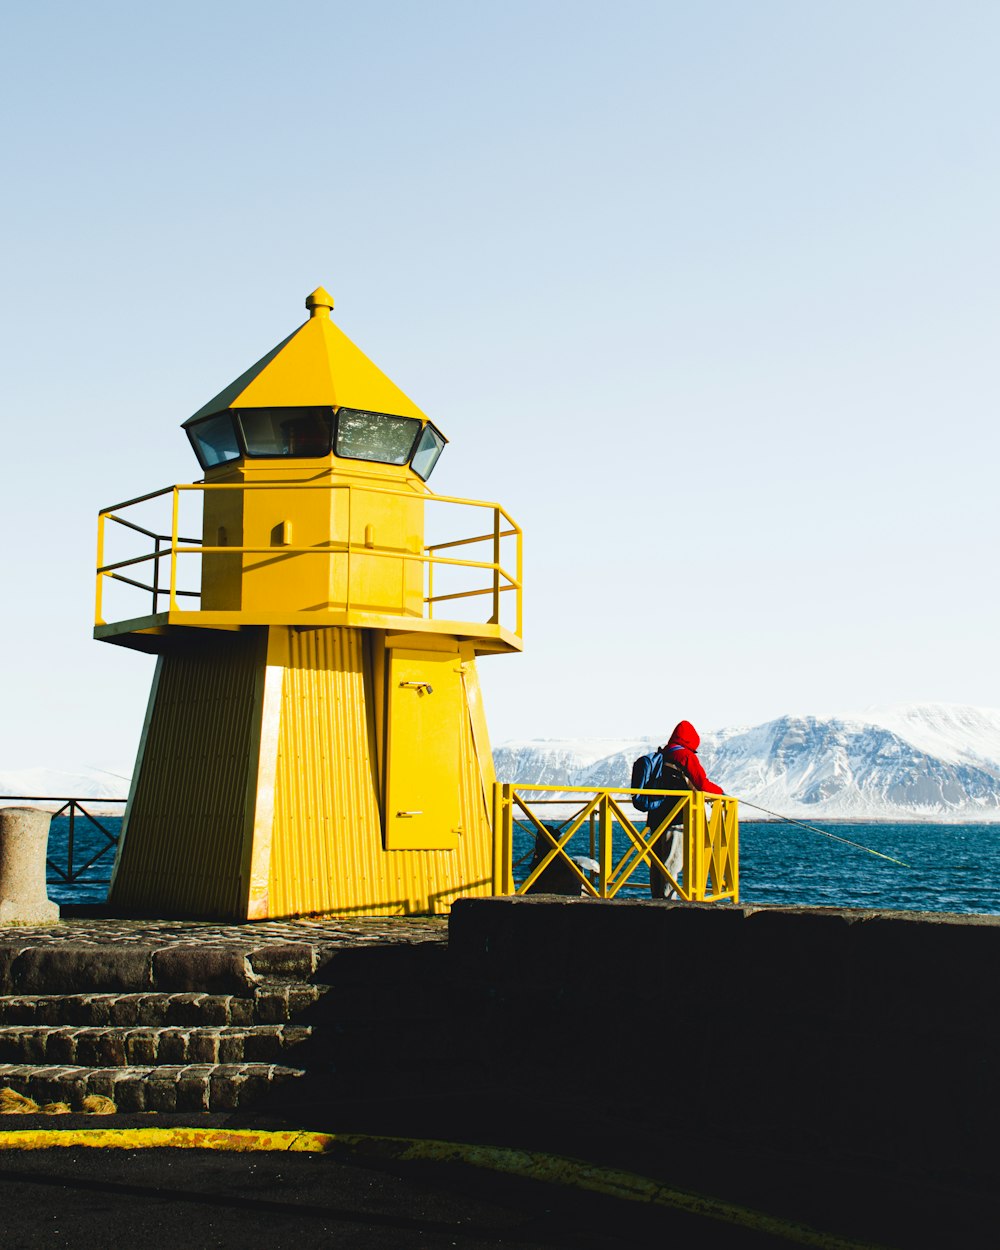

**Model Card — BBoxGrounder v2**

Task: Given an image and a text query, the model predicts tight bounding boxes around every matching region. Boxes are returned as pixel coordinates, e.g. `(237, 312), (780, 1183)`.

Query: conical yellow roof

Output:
(184, 287), (427, 426)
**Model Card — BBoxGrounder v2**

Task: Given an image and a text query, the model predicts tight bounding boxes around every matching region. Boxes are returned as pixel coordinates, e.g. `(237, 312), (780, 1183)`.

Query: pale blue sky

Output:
(1, 2), (998, 772)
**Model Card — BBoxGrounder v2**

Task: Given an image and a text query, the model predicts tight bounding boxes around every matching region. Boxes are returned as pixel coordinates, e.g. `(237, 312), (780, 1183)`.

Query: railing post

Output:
(491, 508), (500, 624)
(95, 513), (106, 626)
(169, 488), (180, 611)
(152, 535), (161, 611)
(731, 799), (740, 903)
(598, 791), (612, 897)
(502, 784), (514, 894)
(66, 802), (76, 883)
(689, 791), (707, 901)
(515, 519), (523, 638)
(679, 799), (692, 901)
(491, 782), (503, 895)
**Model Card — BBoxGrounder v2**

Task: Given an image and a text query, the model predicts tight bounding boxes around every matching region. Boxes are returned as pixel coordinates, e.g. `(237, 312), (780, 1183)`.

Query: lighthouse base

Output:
(109, 626), (496, 920)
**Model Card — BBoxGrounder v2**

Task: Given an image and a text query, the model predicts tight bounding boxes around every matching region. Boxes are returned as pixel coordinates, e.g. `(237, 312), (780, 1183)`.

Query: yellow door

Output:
(385, 649), (463, 850)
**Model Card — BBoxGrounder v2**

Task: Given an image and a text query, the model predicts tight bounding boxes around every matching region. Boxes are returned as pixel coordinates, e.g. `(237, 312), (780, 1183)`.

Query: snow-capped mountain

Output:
(494, 704), (1000, 821)
(0, 767), (129, 805)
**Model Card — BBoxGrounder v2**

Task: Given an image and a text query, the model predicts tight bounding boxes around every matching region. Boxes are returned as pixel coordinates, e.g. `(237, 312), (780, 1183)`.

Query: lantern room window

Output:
(335, 408), (421, 466)
(187, 413), (241, 469)
(236, 407), (334, 458)
(186, 405), (447, 477)
(410, 423), (447, 481)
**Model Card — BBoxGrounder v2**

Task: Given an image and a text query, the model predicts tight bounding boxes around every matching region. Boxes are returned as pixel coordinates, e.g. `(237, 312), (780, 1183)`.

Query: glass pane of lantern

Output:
(335, 408), (421, 465)
(187, 413), (241, 469)
(410, 423), (447, 481)
(237, 407), (333, 457)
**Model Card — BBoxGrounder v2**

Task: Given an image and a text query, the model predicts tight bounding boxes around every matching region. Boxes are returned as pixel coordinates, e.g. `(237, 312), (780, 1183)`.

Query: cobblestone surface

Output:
(0, 915), (447, 949)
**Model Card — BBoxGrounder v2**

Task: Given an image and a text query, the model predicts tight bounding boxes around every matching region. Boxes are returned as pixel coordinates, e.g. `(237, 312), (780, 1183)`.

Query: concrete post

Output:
(0, 807), (60, 924)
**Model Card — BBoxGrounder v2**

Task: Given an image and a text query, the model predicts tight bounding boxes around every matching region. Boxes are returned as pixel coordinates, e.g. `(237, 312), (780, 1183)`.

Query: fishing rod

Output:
(737, 798), (912, 869)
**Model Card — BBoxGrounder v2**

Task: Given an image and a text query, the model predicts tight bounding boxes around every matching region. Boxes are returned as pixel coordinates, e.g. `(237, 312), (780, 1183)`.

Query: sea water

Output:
(510, 819), (1000, 915)
(738, 820), (1000, 914)
(42, 814), (1000, 915)
(45, 813), (123, 906)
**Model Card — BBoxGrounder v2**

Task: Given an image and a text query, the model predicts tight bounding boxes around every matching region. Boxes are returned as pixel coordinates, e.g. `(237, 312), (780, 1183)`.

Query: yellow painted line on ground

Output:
(0, 1128), (334, 1153)
(0, 1127), (889, 1250)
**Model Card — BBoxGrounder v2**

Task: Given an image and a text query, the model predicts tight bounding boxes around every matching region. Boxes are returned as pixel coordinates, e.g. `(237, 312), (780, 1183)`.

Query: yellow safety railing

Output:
(94, 479), (522, 638)
(492, 784), (739, 903)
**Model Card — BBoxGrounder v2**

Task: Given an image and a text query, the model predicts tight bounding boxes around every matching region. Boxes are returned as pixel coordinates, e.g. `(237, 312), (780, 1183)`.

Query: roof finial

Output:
(306, 286), (334, 319)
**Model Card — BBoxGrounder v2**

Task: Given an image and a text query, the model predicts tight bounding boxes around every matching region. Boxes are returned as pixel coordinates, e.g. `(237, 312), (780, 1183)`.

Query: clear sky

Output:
(1, 1), (998, 775)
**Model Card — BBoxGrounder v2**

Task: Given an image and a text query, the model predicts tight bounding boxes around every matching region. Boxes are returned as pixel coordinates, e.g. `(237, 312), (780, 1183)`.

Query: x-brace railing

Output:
(493, 784), (739, 903)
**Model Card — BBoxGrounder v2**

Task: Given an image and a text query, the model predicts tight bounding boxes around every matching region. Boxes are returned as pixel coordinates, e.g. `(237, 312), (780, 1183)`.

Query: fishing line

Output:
(737, 799), (912, 868)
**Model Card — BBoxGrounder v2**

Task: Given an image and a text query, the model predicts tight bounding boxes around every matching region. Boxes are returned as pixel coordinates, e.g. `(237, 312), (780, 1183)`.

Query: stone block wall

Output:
(448, 897), (1000, 1181)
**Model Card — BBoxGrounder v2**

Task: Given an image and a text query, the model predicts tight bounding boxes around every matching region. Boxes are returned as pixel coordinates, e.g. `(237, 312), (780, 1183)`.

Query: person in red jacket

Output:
(649, 720), (724, 899)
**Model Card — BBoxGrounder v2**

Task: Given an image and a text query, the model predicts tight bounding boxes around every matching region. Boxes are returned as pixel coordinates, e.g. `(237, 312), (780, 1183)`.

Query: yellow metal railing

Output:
(492, 784), (739, 903)
(94, 479), (522, 638)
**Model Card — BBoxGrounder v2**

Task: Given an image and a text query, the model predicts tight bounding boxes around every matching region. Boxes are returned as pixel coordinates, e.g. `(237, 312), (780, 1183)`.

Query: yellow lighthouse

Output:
(96, 287), (522, 920)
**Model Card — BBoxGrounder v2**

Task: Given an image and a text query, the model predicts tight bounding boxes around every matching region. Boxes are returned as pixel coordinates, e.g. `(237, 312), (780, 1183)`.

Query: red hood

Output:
(667, 720), (700, 751)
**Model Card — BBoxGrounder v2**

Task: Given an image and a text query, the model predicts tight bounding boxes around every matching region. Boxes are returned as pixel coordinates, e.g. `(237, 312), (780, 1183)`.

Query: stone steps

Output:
(0, 1024), (312, 1066)
(0, 919), (451, 1116)
(0, 1062), (304, 1112)
(0, 941), (328, 1113)
(0, 985), (326, 1026)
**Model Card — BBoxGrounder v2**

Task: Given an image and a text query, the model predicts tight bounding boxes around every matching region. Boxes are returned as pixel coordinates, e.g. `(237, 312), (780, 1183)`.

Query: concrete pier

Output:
(1, 899), (997, 1245)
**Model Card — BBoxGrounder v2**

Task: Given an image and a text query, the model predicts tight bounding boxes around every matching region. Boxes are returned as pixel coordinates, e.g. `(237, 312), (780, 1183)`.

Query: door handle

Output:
(399, 681), (433, 694)
(396, 811), (423, 818)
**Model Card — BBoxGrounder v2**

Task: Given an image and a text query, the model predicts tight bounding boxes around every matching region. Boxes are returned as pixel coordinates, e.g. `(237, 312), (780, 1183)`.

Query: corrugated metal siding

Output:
(110, 630), (263, 918)
(269, 627), (493, 917)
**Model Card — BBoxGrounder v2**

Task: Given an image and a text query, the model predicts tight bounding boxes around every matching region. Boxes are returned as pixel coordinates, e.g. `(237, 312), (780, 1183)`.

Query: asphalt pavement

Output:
(0, 1143), (800, 1250)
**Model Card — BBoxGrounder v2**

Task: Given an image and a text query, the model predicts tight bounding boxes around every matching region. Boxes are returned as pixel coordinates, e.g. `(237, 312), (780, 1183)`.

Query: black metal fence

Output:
(2, 798), (126, 884)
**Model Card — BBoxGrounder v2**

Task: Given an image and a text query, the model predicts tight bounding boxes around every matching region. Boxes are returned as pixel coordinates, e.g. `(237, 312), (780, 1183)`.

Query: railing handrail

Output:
(501, 783), (735, 798)
(99, 484), (177, 515)
(150, 477), (520, 530)
(0, 796), (127, 804)
(97, 477), (521, 536)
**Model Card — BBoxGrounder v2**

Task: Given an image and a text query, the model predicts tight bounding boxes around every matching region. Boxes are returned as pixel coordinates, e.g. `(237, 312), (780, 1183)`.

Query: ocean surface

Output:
(44, 814), (1000, 915)
(511, 818), (1000, 914)
(46, 813), (123, 906)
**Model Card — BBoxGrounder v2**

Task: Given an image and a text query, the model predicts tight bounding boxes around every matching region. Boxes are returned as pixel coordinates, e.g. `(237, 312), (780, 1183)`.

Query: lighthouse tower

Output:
(97, 287), (522, 920)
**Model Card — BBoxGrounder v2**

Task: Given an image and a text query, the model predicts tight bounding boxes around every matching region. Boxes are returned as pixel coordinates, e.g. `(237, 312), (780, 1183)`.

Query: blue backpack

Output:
(630, 748), (691, 813)
(630, 750), (663, 812)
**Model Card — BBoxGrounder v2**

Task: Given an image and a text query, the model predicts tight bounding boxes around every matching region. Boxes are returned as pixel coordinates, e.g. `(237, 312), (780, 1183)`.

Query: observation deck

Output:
(95, 477), (523, 656)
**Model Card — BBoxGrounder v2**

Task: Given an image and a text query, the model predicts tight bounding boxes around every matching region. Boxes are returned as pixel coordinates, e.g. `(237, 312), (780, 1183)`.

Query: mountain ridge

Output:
(494, 703), (1000, 822)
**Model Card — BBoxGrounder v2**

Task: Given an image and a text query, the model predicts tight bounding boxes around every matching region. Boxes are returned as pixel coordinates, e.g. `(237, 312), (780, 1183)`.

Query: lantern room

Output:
(182, 287), (446, 621)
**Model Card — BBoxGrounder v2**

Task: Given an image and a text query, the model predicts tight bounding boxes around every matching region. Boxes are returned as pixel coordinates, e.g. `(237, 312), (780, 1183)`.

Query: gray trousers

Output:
(648, 823), (683, 900)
